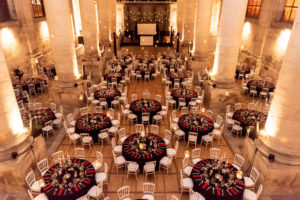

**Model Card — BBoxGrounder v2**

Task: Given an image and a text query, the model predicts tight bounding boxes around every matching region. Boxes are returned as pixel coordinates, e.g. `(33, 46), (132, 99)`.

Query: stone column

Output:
(44, 0), (83, 106)
(193, 0), (212, 56)
(14, 0), (41, 75)
(97, 0), (111, 45)
(0, 48), (31, 161)
(212, 0), (248, 88)
(242, 9), (300, 196)
(79, 0), (99, 58)
(176, 0), (185, 43)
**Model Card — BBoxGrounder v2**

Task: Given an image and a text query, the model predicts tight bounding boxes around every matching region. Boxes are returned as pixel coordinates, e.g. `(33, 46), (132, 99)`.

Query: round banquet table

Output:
(246, 79), (275, 96)
(178, 114), (214, 143)
(171, 88), (198, 107)
(135, 67), (155, 80)
(75, 113), (112, 142)
(122, 133), (167, 171)
(104, 72), (124, 83)
(41, 158), (96, 200)
(13, 77), (47, 93)
(44, 65), (57, 77)
(129, 99), (162, 124)
(235, 66), (250, 80)
(232, 109), (267, 139)
(191, 159), (245, 200)
(22, 108), (56, 127)
(94, 88), (121, 107)
(167, 72), (189, 87)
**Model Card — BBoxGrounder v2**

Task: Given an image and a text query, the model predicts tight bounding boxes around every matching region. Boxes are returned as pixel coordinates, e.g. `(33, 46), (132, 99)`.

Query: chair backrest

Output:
(181, 107), (188, 115)
(191, 148), (201, 160)
(235, 103), (241, 110)
(174, 140), (179, 152)
(44, 120), (52, 127)
(135, 124), (144, 133)
(143, 182), (155, 194)
(74, 148), (85, 159)
(248, 103), (256, 110)
(172, 110), (177, 119)
(209, 148), (221, 159)
(226, 105), (231, 113)
(67, 113), (74, 123)
(131, 94), (137, 101)
(233, 154), (245, 169)
(95, 106), (102, 113)
(80, 107), (89, 116)
(117, 186), (130, 199)
(216, 115), (223, 125)
(250, 167), (260, 183)
(96, 151), (103, 163)
(234, 120), (241, 126)
(188, 132), (198, 142)
(155, 94), (161, 102)
(165, 130), (172, 140)
(50, 103), (56, 111)
(34, 102), (42, 110)
(25, 170), (36, 187)
(111, 137), (116, 148)
(108, 108), (114, 117)
(52, 151), (64, 164)
(118, 128), (126, 137)
(142, 112), (150, 118)
(150, 125), (159, 134)
(182, 157), (189, 168)
(206, 110), (213, 118)
(37, 158), (49, 175)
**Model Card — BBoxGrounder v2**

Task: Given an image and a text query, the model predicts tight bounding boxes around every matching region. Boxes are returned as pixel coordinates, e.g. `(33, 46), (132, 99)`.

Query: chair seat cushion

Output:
(243, 189), (258, 200)
(244, 177), (255, 187)
(173, 118), (179, 123)
(31, 181), (41, 192)
(128, 114), (137, 119)
(120, 137), (127, 143)
(214, 123), (220, 129)
(108, 127), (118, 133)
(70, 121), (76, 127)
(183, 166), (193, 176)
(70, 133), (81, 140)
(42, 126), (52, 131)
(233, 125), (243, 131)
(202, 135), (213, 142)
(167, 148), (176, 157)
(182, 178), (194, 188)
(67, 127), (75, 134)
(55, 113), (63, 119)
(114, 145), (122, 153)
(163, 138), (170, 145)
(144, 164), (155, 172)
(175, 130), (185, 136)
(142, 194), (154, 200)
(82, 136), (92, 143)
(160, 156), (171, 166)
(98, 133), (109, 139)
(95, 172), (107, 183)
(232, 163), (241, 171)
(116, 156), (126, 165)
(88, 186), (102, 198)
(112, 120), (119, 126)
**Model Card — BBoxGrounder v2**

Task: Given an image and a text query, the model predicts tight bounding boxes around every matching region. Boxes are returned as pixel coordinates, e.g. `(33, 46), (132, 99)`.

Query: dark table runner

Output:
(191, 159), (245, 200)
(75, 113), (112, 142)
(178, 114), (214, 143)
(42, 158), (96, 200)
(122, 133), (167, 171)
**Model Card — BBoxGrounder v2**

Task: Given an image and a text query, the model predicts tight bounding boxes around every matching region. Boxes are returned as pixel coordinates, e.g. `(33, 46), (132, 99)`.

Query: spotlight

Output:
(268, 154), (275, 162)
(12, 152), (18, 159)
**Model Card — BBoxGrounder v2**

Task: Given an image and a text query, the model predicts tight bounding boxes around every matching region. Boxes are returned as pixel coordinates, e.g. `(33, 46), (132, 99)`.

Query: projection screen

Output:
(137, 23), (156, 35)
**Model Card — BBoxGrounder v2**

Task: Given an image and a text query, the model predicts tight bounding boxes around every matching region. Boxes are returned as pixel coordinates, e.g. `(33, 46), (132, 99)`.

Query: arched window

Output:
(282, 0), (299, 22)
(0, 0), (10, 22)
(246, 0), (262, 19)
(32, 0), (45, 18)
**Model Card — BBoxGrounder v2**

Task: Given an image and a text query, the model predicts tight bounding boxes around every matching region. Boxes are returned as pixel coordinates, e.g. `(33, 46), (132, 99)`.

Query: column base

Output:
(0, 131), (31, 162)
(214, 79), (236, 89)
(242, 138), (300, 196)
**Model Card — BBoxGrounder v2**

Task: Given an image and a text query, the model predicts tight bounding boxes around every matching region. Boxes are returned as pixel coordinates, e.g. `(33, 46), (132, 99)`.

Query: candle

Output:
(184, 150), (190, 158)
(236, 171), (243, 179)
(39, 179), (45, 187)
(225, 91), (229, 96)
(141, 130), (145, 137)
(139, 143), (144, 150)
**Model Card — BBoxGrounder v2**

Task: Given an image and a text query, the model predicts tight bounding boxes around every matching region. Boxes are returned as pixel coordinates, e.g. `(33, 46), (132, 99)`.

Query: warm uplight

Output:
(276, 29), (291, 56)
(40, 21), (50, 41)
(184, 151), (190, 158)
(73, 57), (80, 79)
(10, 108), (26, 135)
(211, 48), (220, 77)
(210, 0), (221, 35)
(264, 114), (278, 137)
(1, 28), (17, 50)
(170, 4), (177, 33)
(242, 22), (251, 41)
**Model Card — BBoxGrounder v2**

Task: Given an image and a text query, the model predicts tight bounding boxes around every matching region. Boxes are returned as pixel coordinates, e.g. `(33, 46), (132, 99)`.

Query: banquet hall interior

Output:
(0, 0), (300, 199)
